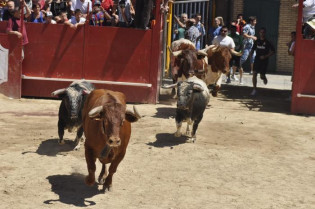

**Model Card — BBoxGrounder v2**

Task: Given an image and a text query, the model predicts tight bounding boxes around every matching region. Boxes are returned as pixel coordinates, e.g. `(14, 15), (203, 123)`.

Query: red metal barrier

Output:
(0, 33), (22, 99)
(0, 0), (163, 103)
(291, 0), (315, 114)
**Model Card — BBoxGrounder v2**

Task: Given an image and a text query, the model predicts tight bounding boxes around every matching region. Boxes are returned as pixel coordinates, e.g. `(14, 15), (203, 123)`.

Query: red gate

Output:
(0, 30), (22, 99)
(291, 0), (315, 114)
(0, 0), (163, 104)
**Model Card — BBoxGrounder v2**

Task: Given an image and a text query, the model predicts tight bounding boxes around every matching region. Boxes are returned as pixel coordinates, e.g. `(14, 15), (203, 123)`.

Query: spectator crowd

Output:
(0, 0), (172, 28)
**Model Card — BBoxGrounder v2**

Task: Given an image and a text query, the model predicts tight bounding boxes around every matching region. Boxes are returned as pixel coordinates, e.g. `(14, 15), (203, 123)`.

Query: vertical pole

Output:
(82, 2), (90, 79)
(291, 0), (303, 113)
(165, 1), (173, 78)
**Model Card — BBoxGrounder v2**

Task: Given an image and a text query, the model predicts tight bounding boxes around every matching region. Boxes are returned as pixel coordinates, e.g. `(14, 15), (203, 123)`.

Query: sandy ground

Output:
(0, 84), (314, 209)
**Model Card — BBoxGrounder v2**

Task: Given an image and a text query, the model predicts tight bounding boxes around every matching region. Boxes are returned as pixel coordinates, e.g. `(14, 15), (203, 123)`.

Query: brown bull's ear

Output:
(125, 106), (141, 123)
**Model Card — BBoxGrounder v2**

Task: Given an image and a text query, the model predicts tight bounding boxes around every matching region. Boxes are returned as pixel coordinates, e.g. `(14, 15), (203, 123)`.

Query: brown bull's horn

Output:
(126, 105), (142, 119)
(197, 50), (208, 56)
(88, 106), (103, 118)
(161, 83), (177, 89)
(133, 106), (141, 119)
(172, 50), (183, 57)
(230, 50), (242, 57)
(203, 45), (217, 52)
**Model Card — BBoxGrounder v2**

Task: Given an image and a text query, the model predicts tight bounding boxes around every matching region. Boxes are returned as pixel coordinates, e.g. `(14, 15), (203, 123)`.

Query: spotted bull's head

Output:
(177, 81), (204, 110)
(52, 87), (91, 120)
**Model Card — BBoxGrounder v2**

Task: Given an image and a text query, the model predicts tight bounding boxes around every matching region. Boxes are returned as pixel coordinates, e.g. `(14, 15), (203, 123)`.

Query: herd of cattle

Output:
(50, 40), (236, 192)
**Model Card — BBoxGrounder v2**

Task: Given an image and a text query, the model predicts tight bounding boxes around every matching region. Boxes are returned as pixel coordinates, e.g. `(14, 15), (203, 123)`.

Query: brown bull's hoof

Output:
(102, 183), (112, 193)
(211, 90), (218, 97)
(85, 175), (95, 186)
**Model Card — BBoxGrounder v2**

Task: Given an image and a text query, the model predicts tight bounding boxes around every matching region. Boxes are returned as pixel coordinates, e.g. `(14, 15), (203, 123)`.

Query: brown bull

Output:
(82, 89), (140, 192)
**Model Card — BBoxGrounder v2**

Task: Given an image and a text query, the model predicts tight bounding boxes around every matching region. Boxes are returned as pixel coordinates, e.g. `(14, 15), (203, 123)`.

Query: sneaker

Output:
(250, 89), (257, 96)
(232, 75), (239, 81)
(239, 78), (243, 85)
(226, 77), (231, 83)
(249, 71), (253, 75)
(263, 77), (268, 85)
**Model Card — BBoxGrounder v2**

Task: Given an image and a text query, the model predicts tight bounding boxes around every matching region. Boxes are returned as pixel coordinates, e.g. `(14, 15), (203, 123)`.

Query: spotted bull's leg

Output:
(175, 121), (182, 137)
(85, 146), (96, 186)
(102, 151), (126, 192)
(188, 117), (202, 143)
(73, 126), (84, 150)
(98, 163), (107, 185)
(186, 119), (193, 137)
(58, 120), (65, 145)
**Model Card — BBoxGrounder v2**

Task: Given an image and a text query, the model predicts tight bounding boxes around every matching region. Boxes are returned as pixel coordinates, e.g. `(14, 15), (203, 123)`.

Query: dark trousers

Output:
(135, 0), (153, 29)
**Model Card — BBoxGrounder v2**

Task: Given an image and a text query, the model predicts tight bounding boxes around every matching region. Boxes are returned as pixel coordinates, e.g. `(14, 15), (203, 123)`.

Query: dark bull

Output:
(51, 81), (95, 150)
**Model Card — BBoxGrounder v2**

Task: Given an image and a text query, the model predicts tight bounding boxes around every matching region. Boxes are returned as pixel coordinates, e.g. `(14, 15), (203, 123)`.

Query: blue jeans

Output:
(241, 48), (256, 65)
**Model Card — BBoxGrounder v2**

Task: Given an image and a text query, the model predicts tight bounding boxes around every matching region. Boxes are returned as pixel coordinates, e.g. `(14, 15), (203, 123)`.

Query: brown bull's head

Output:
(206, 46), (232, 73)
(89, 103), (140, 148)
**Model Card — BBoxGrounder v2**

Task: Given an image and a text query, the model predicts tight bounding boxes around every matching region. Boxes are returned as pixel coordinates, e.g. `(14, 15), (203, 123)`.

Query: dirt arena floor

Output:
(0, 84), (314, 209)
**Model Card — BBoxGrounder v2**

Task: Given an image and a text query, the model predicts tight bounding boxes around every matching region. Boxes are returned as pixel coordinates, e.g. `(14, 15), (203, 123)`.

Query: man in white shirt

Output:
(212, 26), (235, 49)
(71, 0), (92, 17)
(212, 25), (238, 84)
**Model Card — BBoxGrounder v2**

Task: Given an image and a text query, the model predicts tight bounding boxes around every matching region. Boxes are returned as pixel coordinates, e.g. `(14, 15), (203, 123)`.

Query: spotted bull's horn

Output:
(172, 50), (183, 57)
(193, 84), (204, 92)
(51, 88), (67, 96)
(88, 106), (103, 118)
(167, 46), (173, 54)
(161, 83), (177, 89)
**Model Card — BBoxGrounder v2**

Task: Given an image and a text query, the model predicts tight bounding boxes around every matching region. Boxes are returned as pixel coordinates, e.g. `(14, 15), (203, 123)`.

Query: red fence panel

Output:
(0, 0), (162, 103)
(291, 0), (315, 115)
(0, 33), (22, 99)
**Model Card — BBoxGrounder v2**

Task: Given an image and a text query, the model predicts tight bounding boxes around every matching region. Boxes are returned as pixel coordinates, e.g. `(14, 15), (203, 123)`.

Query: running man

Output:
(249, 27), (275, 96)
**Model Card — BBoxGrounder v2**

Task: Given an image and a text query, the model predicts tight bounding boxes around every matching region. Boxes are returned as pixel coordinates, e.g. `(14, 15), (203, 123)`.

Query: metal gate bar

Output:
(172, 0), (210, 48)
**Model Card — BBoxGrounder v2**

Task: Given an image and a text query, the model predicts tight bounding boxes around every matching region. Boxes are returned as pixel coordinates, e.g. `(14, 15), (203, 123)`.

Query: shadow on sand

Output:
(22, 138), (77, 157)
(219, 85), (291, 114)
(44, 173), (99, 207)
(152, 107), (175, 119)
(147, 133), (188, 148)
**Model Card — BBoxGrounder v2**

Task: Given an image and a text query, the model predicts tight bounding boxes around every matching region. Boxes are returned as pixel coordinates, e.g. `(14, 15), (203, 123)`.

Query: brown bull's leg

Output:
(102, 151), (126, 192)
(98, 163), (107, 185)
(85, 146), (96, 186)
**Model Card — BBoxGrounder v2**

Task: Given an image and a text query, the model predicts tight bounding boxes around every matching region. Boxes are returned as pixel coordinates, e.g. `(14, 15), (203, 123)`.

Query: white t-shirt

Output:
(212, 35), (235, 49)
(46, 19), (57, 24)
(71, 0), (92, 14)
(70, 16), (86, 24)
(303, 0), (315, 23)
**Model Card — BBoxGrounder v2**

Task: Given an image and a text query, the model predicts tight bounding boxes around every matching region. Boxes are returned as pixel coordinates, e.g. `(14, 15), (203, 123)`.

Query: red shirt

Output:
(101, 0), (114, 14)
(6, 17), (29, 46)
